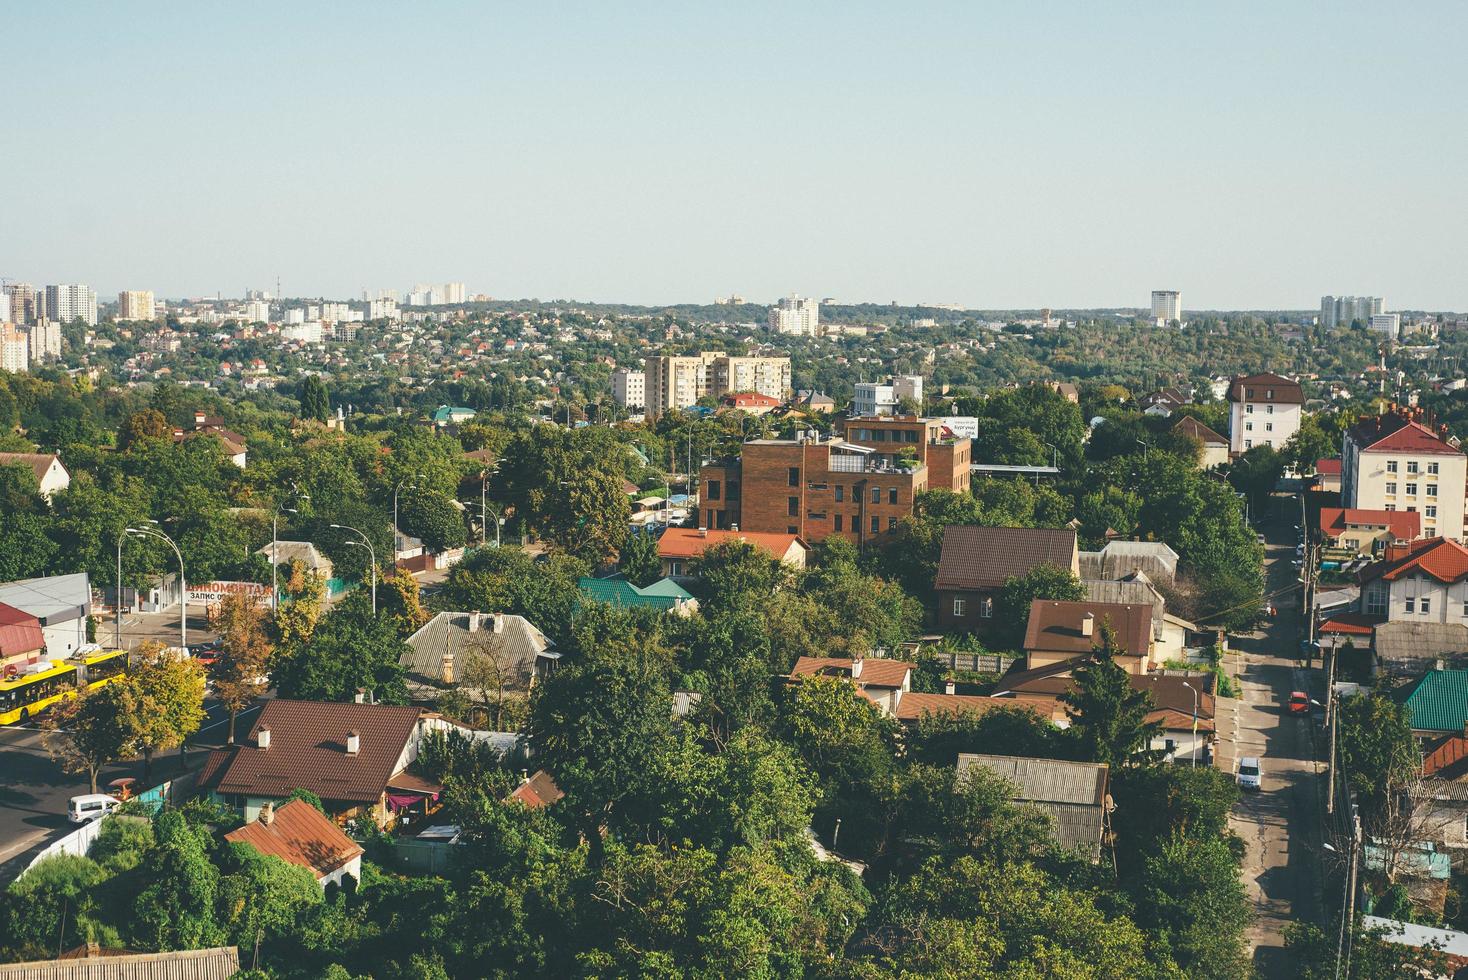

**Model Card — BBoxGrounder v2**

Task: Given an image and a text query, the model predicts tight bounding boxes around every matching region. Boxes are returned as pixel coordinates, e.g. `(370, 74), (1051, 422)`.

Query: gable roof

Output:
(956, 753), (1109, 857)
(1359, 537), (1468, 586)
(1078, 541), (1179, 587)
(198, 700), (424, 804)
(1401, 668), (1468, 733)
(510, 770), (564, 808)
(578, 575), (694, 612)
(1348, 412), (1462, 456)
(934, 526), (1077, 592)
(225, 799), (363, 879)
(0, 602), (44, 658)
(0, 573), (90, 626)
(0, 452), (63, 485)
(1170, 415), (1227, 446)
(657, 527), (807, 561)
(0, 947), (241, 979)
(1316, 457), (1342, 476)
(402, 612), (554, 691)
(894, 692), (1063, 725)
(1319, 507), (1420, 543)
(1423, 734), (1468, 781)
(1023, 600), (1153, 658)
(1002, 671), (1216, 732)
(790, 656), (914, 690)
(1228, 372), (1303, 404)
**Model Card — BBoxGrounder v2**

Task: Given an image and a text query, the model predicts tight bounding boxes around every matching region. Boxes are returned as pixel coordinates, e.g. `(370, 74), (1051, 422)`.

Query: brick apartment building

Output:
(697, 416), (971, 545)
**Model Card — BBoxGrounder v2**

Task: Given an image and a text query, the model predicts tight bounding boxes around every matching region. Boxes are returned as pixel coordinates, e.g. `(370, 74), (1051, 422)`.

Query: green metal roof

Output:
(432, 406), (476, 422)
(577, 576), (692, 611)
(1401, 667), (1468, 733)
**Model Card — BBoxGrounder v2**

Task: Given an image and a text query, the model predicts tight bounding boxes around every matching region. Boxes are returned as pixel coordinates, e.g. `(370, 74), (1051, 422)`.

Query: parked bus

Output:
(0, 649), (129, 725)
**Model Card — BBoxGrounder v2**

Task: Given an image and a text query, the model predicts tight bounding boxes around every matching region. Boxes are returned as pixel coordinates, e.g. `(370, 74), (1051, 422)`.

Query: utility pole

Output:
(1326, 645), (1338, 815)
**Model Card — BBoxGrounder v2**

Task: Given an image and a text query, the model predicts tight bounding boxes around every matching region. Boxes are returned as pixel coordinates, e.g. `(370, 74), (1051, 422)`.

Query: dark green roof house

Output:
(1401, 665), (1468, 735)
(577, 575), (698, 615)
(432, 406), (477, 426)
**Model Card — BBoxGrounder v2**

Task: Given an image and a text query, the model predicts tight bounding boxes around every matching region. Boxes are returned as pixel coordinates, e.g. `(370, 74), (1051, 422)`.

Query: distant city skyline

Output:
(4, 2), (1466, 310)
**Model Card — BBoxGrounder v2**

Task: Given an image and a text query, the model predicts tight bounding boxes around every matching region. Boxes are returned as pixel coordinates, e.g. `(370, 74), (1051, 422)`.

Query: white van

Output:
(67, 794), (120, 824)
(1238, 758), (1262, 792)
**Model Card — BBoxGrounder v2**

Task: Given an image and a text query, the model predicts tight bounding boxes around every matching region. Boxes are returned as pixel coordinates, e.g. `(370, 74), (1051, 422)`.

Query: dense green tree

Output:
(133, 811), (227, 951)
(273, 590), (408, 704)
(299, 375), (330, 422)
(491, 424), (632, 563)
(399, 491), (467, 552)
(435, 546), (587, 646)
(1337, 693), (1419, 817)
(619, 529), (661, 587)
(1061, 652), (1161, 768)
(994, 562), (1086, 649)
(1135, 832), (1251, 977)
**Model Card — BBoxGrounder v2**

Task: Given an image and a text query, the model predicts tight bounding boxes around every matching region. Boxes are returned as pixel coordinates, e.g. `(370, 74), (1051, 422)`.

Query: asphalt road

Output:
(1224, 498), (1324, 976)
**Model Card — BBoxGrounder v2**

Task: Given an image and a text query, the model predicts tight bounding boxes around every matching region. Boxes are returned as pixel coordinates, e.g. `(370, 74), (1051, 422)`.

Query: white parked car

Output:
(67, 793), (121, 823)
(1238, 758), (1262, 792)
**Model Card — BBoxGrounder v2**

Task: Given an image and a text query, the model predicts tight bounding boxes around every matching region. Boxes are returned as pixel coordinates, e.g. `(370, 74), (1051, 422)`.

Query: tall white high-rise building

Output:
(1320, 295), (1385, 328)
(118, 290), (156, 321)
(44, 284), (97, 327)
(0, 325), (28, 373)
(0, 292), (9, 323)
(1150, 290), (1182, 326)
(444, 282), (467, 304)
(367, 297), (400, 320)
(27, 320), (62, 363)
(768, 295), (821, 336)
(244, 300), (271, 324)
(1370, 313), (1401, 338)
(612, 368), (646, 409)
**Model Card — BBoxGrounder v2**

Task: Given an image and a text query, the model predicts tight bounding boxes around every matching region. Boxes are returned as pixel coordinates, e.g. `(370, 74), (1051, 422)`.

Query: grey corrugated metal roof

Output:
(0, 947), (240, 979)
(1374, 622), (1468, 666)
(402, 611), (553, 692)
(1083, 578), (1164, 635)
(957, 753), (1108, 858)
(0, 573), (91, 627)
(1080, 542), (1178, 588)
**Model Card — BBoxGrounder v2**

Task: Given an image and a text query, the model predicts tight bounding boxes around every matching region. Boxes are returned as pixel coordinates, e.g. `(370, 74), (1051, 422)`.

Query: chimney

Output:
(699, 528), (708, 538)
(850, 656), (863, 679)
(1436, 659), (1446, 672)
(256, 726), (271, 750)
(1081, 612), (1095, 638)
(354, 688), (366, 704)
(494, 613), (505, 634)
(346, 730), (360, 755)
(259, 801), (274, 826)
(520, 769), (530, 784)
(193, 410), (206, 426)
(468, 611), (480, 633)
(944, 680), (956, 696)
(441, 653), (455, 685)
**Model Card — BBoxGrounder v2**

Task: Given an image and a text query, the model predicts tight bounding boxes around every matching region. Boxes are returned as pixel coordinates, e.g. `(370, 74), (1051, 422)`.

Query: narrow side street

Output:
(1217, 498), (1324, 977)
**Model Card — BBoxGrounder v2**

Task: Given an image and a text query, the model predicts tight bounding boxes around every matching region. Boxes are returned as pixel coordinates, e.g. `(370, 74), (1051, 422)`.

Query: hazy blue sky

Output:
(5, 2), (1466, 309)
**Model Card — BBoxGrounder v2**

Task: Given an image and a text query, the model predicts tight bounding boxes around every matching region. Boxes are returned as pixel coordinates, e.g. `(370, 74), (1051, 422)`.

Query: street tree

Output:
(42, 684), (137, 794)
(209, 591), (274, 744)
(124, 641), (207, 783)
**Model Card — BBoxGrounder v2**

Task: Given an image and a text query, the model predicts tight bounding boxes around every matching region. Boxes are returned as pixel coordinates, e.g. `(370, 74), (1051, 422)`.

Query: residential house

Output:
(1170, 416), (1230, 469)
(1023, 599), (1155, 674)
(790, 655), (915, 715)
(225, 799), (364, 888)
(797, 391), (836, 413)
(933, 526), (1079, 632)
(255, 540), (335, 583)
(1139, 388), (1189, 417)
(577, 575), (699, 615)
(0, 947), (241, 979)
(1399, 666), (1468, 738)
(719, 392), (780, 415)
(0, 452), (70, 500)
(1227, 372), (1304, 454)
(1315, 457), (1343, 495)
(174, 411), (248, 467)
(1081, 573), (1198, 663)
(1342, 409), (1467, 541)
(1078, 541), (1179, 589)
(956, 753), (1110, 862)
(0, 602), (45, 674)
(401, 611), (559, 699)
(198, 699), (453, 827)
(1418, 732), (1468, 865)
(656, 527), (809, 578)
(0, 573), (92, 661)
(1319, 507), (1420, 557)
(431, 406), (477, 428)
(509, 770), (564, 809)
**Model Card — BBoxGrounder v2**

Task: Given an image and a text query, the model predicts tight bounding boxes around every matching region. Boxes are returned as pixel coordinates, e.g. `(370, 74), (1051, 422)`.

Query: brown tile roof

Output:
(1227, 372), (1303, 405)
(198, 700), (425, 804)
(935, 526), (1077, 592)
(894, 692), (1062, 724)
(1000, 670), (1216, 731)
(224, 799), (363, 879)
(790, 656), (914, 689)
(1424, 734), (1468, 780)
(1170, 415), (1227, 446)
(0, 452), (62, 486)
(509, 769), (563, 808)
(1023, 600), (1152, 658)
(1349, 413), (1462, 456)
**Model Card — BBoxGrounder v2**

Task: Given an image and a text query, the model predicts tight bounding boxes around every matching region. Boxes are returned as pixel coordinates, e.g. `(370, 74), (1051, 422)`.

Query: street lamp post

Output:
(1181, 681), (1199, 768)
(128, 525), (186, 649)
(115, 530), (127, 648)
(331, 523), (377, 615)
(393, 472), (425, 558)
(271, 491), (309, 613)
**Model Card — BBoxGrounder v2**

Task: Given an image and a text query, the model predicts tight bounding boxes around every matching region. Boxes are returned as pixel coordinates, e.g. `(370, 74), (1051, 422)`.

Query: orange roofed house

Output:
(656, 527), (809, 578)
(225, 798), (364, 889)
(1318, 507), (1420, 557)
(696, 416), (971, 545)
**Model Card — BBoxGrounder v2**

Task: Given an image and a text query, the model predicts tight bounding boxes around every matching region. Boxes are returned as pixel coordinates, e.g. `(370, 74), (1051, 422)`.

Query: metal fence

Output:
(927, 651), (1017, 675)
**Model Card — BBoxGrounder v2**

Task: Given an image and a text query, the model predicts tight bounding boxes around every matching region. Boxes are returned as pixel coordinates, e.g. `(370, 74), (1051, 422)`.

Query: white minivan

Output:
(67, 794), (120, 823)
(1238, 758), (1262, 792)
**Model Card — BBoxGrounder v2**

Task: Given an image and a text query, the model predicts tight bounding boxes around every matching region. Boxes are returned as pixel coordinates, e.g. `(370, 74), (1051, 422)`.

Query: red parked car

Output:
(1287, 691), (1310, 715)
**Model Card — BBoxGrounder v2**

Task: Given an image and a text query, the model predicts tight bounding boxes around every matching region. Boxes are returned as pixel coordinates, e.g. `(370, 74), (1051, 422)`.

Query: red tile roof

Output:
(0, 602), (44, 659)
(721, 392), (780, 408)
(509, 770), (563, 808)
(1315, 458), (1342, 476)
(1319, 507), (1420, 543)
(1022, 600), (1152, 658)
(224, 799), (363, 879)
(893, 692), (1062, 724)
(1359, 537), (1468, 586)
(790, 656), (915, 690)
(1350, 414), (1463, 456)
(1318, 612), (1381, 637)
(198, 700), (425, 804)
(657, 528), (807, 561)
(1423, 734), (1468, 780)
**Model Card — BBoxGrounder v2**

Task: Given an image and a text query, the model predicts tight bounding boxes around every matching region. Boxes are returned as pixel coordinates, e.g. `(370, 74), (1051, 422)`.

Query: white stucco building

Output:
(1342, 411), (1467, 542)
(1227, 372), (1303, 454)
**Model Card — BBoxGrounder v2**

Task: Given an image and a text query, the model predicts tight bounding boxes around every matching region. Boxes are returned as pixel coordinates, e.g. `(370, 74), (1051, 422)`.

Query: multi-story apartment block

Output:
(1320, 295), (1384, 328)
(697, 416), (970, 545)
(1150, 290), (1182, 326)
(27, 320), (62, 363)
(3, 284), (37, 324)
(643, 352), (791, 420)
(612, 368), (645, 409)
(43, 284), (97, 327)
(118, 290), (156, 321)
(0, 325), (29, 373)
(708, 355), (791, 402)
(1342, 409), (1467, 541)
(1358, 537), (1468, 624)
(854, 375), (923, 416)
(1370, 313), (1401, 338)
(768, 295), (820, 336)
(1227, 372), (1303, 453)
(367, 297), (400, 321)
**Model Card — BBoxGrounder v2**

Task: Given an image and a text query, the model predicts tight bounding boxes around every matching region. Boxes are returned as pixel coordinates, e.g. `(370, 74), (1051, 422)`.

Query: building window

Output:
(871, 516), (880, 533)
(1365, 588), (1387, 616)
(953, 598), (966, 618)
(1427, 505), (1438, 518)
(706, 480), (720, 501)
(888, 488), (898, 504)
(1245, 439), (1252, 449)
(1246, 404), (1254, 414)
(1429, 462), (1440, 475)
(1406, 483), (1418, 496)
(788, 496), (798, 516)
(1406, 597), (1416, 613)
(787, 467), (800, 487)
(1386, 482), (1397, 495)
(834, 485), (844, 502)
(670, 560), (683, 576)
(1265, 423), (1273, 432)
(1422, 598), (1432, 614)
(1387, 461), (1398, 473)
(706, 509), (715, 528)
(1408, 461), (1420, 474)
(1246, 422), (1254, 431)
(1386, 504), (1396, 511)
(1428, 484), (1438, 498)
(871, 487), (881, 504)
(1266, 404), (1274, 415)
(1246, 388), (1255, 399)
(834, 514), (843, 532)
(1266, 389), (1274, 399)
(889, 517), (897, 530)
(981, 597), (994, 618)
(787, 526), (798, 534)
